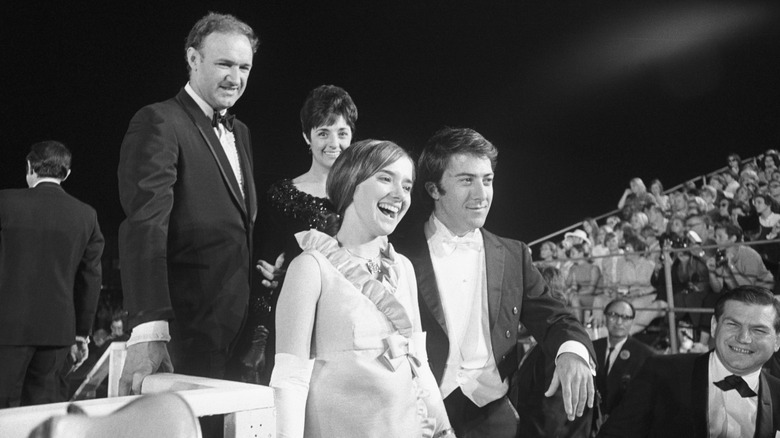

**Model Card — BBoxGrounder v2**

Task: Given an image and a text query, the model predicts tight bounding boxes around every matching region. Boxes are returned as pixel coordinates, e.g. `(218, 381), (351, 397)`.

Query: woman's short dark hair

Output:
(624, 235), (646, 252)
(300, 85), (358, 139)
(762, 153), (780, 171)
(567, 243), (586, 258)
(27, 140), (71, 179)
(327, 139), (413, 218)
(716, 222), (743, 241)
(649, 178), (664, 192)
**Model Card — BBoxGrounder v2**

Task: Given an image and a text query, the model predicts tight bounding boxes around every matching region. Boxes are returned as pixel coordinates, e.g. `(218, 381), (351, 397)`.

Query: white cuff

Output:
(126, 320), (171, 347)
(556, 340), (596, 375)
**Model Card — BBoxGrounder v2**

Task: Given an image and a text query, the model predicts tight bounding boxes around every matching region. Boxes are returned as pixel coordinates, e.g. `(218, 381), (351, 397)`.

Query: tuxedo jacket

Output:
(593, 336), (655, 415)
(118, 88), (257, 352)
(0, 183), (104, 346)
(393, 224), (594, 388)
(598, 352), (780, 438)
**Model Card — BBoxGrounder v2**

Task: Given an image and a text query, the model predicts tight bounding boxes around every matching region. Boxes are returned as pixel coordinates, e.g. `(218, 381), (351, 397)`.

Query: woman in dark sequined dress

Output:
(239, 85), (358, 384)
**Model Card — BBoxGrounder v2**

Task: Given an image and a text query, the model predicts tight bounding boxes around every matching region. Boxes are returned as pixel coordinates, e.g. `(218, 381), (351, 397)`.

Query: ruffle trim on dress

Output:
(295, 229), (413, 338)
(295, 229), (436, 438)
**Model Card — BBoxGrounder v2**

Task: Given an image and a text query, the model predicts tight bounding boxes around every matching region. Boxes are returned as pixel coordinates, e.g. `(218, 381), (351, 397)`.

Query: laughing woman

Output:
(271, 140), (453, 438)
(246, 85), (357, 384)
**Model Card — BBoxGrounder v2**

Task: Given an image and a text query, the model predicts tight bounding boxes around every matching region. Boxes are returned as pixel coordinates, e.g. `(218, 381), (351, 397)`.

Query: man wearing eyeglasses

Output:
(592, 299), (655, 434)
(598, 286), (780, 438)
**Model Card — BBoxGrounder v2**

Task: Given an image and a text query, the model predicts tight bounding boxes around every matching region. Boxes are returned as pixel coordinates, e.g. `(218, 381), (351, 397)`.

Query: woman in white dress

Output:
(271, 139), (454, 438)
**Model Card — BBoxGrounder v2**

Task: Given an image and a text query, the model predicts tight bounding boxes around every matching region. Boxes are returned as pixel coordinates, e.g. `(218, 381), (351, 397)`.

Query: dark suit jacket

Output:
(598, 352), (780, 438)
(593, 336), (655, 415)
(0, 183), (104, 346)
(394, 224), (595, 389)
(118, 88), (257, 352)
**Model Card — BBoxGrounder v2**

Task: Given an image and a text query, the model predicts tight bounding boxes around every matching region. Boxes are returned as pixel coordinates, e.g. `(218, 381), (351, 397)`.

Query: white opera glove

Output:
(270, 353), (315, 438)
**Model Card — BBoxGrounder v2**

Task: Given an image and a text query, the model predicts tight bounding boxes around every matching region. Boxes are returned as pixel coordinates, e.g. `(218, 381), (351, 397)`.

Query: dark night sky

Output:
(4, 1), (780, 252)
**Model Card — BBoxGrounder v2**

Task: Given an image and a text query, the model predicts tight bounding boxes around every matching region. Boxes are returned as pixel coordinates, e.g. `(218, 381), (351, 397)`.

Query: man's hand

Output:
(256, 252), (285, 289)
(118, 341), (173, 396)
(545, 352), (594, 421)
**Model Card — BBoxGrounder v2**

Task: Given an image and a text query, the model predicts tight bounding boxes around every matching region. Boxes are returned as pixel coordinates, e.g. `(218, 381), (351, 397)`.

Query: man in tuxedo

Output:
(117, 12), (258, 394)
(592, 299), (655, 431)
(393, 127), (595, 438)
(598, 286), (780, 438)
(0, 141), (104, 407)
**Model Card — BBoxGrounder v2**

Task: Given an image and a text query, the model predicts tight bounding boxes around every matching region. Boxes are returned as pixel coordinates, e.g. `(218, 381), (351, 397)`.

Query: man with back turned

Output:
(0, 140), (104, 407)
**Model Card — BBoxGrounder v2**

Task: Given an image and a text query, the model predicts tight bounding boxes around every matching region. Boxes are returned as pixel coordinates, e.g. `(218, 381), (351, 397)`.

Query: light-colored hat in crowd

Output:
(564, 229), (592, 245)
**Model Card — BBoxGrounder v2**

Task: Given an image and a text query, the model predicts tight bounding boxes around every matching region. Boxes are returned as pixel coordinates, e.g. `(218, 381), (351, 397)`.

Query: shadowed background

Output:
(4, 1), (779, 252)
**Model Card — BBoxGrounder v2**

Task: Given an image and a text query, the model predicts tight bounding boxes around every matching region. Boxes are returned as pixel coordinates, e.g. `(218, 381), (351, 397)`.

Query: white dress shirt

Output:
(425, 214), (593, 406)
(127, 83), (245, 346)
(708, 352), (759, 438)
(605, 337), (628, 374)
(184, 82), (244, 198)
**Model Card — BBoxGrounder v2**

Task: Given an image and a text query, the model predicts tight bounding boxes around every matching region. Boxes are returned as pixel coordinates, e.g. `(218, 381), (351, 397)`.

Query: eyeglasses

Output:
(605, 311), (634, 322)
(686, 221), (703, 228)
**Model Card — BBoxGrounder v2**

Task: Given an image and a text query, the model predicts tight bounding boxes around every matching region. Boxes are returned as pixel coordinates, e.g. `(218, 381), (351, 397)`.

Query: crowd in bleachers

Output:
(534, 150), (780, 349)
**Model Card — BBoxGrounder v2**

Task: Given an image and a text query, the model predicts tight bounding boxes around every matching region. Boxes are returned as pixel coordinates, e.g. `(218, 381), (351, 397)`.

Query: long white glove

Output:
(270, 353), (315, 438)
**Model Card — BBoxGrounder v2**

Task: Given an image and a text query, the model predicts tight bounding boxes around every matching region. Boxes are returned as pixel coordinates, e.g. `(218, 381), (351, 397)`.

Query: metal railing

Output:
(527, 158), (758, 248)
(539, 238), (778, 353)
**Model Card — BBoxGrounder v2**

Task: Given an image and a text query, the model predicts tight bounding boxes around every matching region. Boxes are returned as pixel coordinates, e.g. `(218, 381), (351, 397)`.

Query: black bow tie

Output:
(714, 375), (757, 398)
(212, 110), (235, 132)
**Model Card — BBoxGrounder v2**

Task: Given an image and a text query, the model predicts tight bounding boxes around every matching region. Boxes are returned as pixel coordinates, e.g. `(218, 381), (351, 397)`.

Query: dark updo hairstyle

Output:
(300, 85), (358, 140)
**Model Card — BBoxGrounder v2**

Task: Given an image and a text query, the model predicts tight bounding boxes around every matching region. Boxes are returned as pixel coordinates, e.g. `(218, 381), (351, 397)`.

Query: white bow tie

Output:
(430, 233), (483, 256)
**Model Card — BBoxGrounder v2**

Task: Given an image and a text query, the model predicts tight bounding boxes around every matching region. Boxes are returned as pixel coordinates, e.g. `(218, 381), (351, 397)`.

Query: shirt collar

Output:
(184, 82), (225, 119)
(608, 336), (629, 352)
(425, 213), (482, 244)
(710, 351), (761, 391)
(32, 178), (62, 188)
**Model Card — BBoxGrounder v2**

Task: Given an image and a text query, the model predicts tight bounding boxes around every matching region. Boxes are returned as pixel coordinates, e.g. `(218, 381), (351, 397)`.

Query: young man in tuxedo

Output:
(393, 127), (595, 437)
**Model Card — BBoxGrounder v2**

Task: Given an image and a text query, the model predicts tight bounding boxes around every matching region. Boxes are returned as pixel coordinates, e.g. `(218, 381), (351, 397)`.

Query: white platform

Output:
(0, 343), (275, 438)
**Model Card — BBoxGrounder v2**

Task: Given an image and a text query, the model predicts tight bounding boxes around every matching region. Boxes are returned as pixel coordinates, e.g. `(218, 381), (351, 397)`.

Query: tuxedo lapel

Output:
(234, 130), (257, 224)
(410, 226), (448, 335)
(594, 338), (607, 372)
(175, 89), (248, 218)
(482, 230), (505, 329)
(755, 372), (773, 438)
(691, 353), (711, 438)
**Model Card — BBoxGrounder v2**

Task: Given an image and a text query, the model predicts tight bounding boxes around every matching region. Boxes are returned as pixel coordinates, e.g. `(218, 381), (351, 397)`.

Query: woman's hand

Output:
(256, 252), (286, 289)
